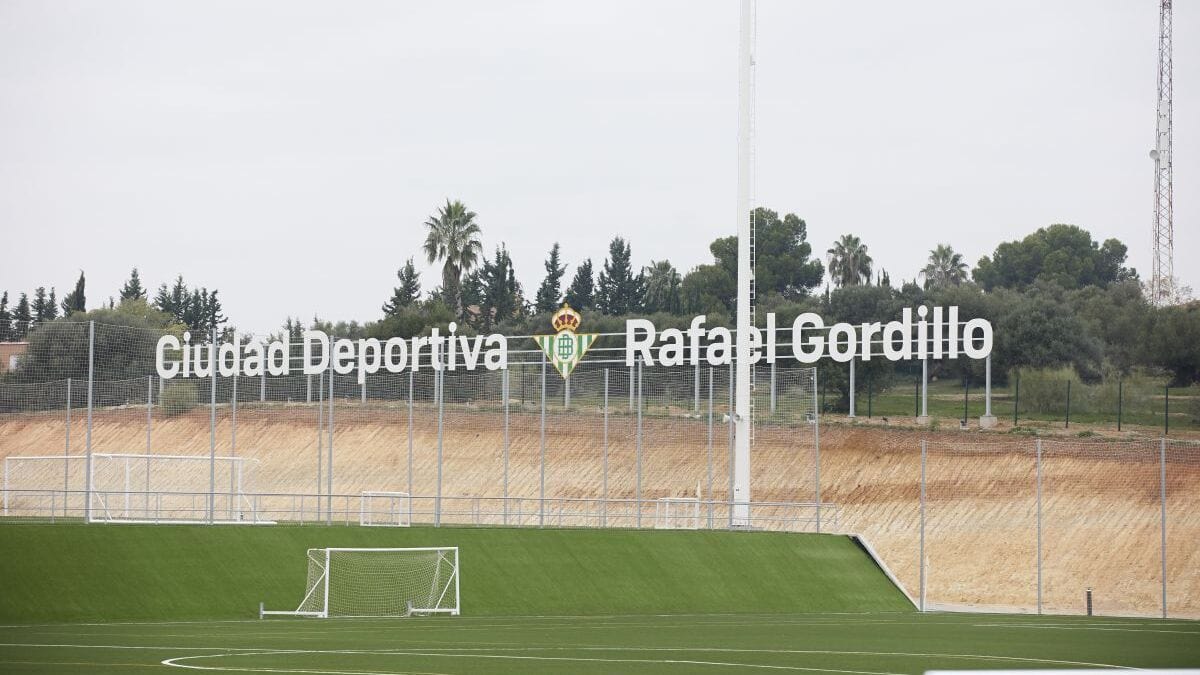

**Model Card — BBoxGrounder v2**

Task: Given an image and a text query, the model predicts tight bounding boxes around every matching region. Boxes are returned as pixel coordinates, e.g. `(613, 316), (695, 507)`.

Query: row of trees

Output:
(2, 198), (1194, 389)
(0, 269), (225, 342)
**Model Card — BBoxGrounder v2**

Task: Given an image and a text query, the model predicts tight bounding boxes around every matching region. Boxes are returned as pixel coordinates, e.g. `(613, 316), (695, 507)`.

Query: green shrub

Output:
(159, 380), (199, 416)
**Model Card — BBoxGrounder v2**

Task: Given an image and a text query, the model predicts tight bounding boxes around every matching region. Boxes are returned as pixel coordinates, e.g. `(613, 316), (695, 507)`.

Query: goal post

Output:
(655, 497), (700, 530)
(360, 491), (411, 527)
(261, 547), (459, 619)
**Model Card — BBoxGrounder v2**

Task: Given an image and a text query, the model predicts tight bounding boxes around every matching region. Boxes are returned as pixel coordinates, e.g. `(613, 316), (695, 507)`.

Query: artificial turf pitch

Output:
(2, 612), (1198, 673)
(0, 524), (1196, 672)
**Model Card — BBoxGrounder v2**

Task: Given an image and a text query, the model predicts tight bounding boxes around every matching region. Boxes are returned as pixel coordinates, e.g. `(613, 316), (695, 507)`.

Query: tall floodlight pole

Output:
(732, 0), (755, 527)
(1150, 0), (1173, 306)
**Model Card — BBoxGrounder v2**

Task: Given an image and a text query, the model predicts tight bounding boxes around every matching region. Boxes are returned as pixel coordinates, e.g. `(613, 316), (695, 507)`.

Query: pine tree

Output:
(596, 237), (644, 315)
(13, 293), (32, 339)
(31, 287), (49, 323)
(61, 271), (87, 315)
(564, 259), (595, 310)
(46, 288), (58, 321)
(204, 289), (226, 331)
(0, 292), (13, 342)
(534, 243), (566, 313)
(480, 245), (522, 330)
(120, 268), (147, 302)
(382, 258), (422, 316)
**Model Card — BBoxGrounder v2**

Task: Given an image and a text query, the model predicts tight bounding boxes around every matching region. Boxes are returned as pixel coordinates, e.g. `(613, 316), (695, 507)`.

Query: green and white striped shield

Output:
(535, 330), (598, 378)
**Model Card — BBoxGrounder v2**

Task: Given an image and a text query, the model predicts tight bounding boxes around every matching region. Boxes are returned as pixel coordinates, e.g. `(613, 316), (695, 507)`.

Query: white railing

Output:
(0, 488), (839, 533)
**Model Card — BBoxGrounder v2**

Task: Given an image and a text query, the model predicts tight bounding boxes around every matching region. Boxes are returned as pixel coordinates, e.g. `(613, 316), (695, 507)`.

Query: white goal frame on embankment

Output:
(359, 491), (411, 527)
(654, 497), (701, 530)
(260, 546), (460, 619)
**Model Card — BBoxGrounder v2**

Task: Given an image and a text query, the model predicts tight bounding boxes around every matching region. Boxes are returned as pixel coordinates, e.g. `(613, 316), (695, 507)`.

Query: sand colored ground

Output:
(2, 402), (1197, 618)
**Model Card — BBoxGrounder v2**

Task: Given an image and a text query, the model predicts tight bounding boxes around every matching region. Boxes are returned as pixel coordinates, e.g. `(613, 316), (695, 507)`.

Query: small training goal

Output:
(261, 547), (460, 618)
(654, 497), (700, 530)
(360, 491), (411, 527)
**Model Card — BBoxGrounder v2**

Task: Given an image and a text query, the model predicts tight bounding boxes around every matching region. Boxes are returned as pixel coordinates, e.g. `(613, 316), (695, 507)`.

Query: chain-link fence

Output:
(2, 321), (1198, 619)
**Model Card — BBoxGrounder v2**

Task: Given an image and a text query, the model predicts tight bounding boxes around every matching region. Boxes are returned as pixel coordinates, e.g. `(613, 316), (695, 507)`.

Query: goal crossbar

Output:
(261, 546), (460, 619)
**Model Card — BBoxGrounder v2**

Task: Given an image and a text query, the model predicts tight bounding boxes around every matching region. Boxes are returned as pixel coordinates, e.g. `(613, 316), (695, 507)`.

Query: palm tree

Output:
(423, 200), (483, 315)
(826, 234), (873, 287)
(642, 260), (682, 314)
(920, 244), (969, 289)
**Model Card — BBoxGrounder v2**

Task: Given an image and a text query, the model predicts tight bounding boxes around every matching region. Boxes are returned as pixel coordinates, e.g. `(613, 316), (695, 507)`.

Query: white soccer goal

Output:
(655, 497), (700, 530)
(261, 547), (460, 619)
(360, 491), (411, 527)
(87, 453), (263, 524)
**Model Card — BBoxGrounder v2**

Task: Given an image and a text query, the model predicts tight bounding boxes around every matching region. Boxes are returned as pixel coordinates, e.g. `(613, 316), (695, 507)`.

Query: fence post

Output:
(502, 367), (509, 526)
(1014, 372), (1020, 426)
(316, 372), (323, 517)
(539, 354), (546, 528)
(327, 367), (334, 526)
(307, 374), (312, 404)
(636, 358), (643, 528)
(260, 369), (266, 403)
(707, 366), (714, 529)
(231, 374), (238, 457)
(1117, 379), (1123, 431)
(1161, 437), (1167, 619)
(84, 321), (94, 523)
(770, 360), (777, 415)
(695, 360), (701, 414)
(65, 378), (72, 516)
(1164, 386), (1170, 436)
(146, 375), (153, 453)
(564, 374), (570, 409)
(728, 359), (735, 529)
(962, 376), (968, 422)
(867, 375), (872, 418)
(603, 368), (609, 528)
(629, 364), (634, 411)
(1036, 438), (1043, 614)
(407, 370), (414, 512)
(919, 439), (926, 612)
(209, 326), (217, 525)
(435, 350), (444, 528)
(1065, 380), (1071, 429)
(919, 358), (929, 421)
(847, 360), (855, 419)
(814, 368), (821, 534)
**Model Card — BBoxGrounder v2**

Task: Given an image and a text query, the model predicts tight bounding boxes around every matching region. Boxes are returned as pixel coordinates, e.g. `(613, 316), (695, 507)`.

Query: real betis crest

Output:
(535, 303), (598, 378)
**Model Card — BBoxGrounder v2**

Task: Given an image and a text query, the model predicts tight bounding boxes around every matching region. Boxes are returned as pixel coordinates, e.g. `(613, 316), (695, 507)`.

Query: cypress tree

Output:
(534, 243), (566, 313)
(0, 292), (12, 342)
(60, 271), (86, 315)
(564, 259), (595, 311)
(120, 268), (147, 302)
(382, 259), (422, 316)
(45, 288), (58, 321)
(13, 293), (32, 338)
(596, 237), (643, 315)
(31, 287), (49, 322)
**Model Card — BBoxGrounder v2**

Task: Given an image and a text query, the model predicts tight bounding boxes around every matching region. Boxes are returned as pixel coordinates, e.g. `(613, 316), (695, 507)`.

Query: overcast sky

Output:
(1, 0), (1195, 336)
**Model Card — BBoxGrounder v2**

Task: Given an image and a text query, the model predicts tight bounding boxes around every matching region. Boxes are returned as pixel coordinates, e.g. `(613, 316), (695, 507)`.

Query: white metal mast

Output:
(1150, 0), (1174, 306)
(732, 0), (755, 526)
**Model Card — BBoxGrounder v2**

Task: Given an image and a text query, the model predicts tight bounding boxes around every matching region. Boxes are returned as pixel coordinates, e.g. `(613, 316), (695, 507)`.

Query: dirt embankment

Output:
(2, 404), (1196, 618)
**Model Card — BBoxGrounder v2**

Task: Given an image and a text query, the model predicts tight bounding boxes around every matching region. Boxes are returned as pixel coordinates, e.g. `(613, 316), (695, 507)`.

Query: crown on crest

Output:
(552, 303), (582, 333)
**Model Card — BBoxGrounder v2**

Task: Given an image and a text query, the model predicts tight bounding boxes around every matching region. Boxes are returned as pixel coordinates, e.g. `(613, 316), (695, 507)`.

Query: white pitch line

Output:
(161, 649), (905, 674)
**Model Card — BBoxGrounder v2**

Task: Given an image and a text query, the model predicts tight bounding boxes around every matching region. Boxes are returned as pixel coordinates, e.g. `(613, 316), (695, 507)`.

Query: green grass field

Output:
(0, 523), (1196, 673)
(2, 612), (1198, 673)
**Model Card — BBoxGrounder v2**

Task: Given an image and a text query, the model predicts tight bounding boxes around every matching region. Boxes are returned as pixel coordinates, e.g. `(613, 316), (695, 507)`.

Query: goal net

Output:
(262, 547), (460, 618)
(87, 453), (262, 524)
(655, 497), (700, 529)
(3, 453), (263, 523)
(360, 491), (411, 527)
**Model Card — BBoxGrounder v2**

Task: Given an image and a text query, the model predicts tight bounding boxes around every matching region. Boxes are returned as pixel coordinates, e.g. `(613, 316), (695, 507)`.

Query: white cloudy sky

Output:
(1, 0), (1195, 335)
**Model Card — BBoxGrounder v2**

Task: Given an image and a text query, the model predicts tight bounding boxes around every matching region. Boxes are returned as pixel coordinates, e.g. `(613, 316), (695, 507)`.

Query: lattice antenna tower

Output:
(1150, 0), (1174, 305)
